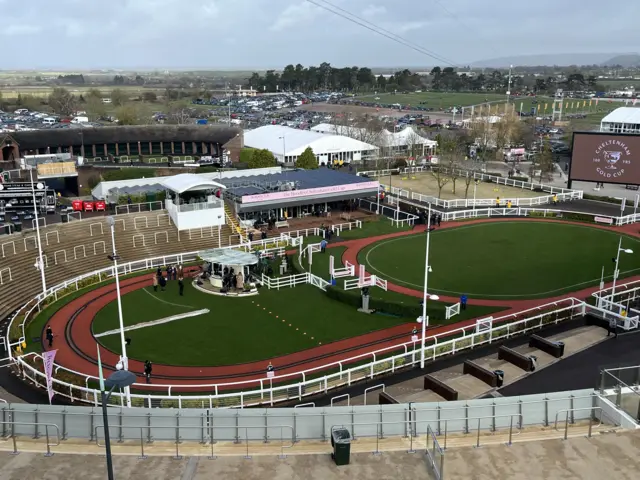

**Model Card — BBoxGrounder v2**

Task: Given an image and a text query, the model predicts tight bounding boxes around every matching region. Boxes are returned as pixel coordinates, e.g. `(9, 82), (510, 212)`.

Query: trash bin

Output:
(494, 370), (505, 388)
(2, 224), (11, 235)
(529, 355), (537, 372)
(61, 214), (68, 223)
(331, 428), (351, 466)
(556, 341), (565, 357)
(13, 222), (22, 233)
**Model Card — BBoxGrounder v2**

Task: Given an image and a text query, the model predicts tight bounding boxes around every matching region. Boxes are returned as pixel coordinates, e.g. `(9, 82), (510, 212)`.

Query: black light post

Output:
(101, 369), (136, 480)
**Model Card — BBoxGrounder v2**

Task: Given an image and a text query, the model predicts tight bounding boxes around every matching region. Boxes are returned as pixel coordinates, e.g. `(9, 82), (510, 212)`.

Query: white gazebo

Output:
(197, 248), (259, 296)
(162, 173), (227, 231)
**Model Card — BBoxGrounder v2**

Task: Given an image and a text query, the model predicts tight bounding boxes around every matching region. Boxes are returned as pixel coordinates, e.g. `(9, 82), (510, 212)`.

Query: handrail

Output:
(425, 424), (444, 480)
(553, 407), (607, 440)
(363, 384), (385, 405)
(330, 394), (350, 406)
(94, 424), (294, 459)
(0, 421), (60, 456)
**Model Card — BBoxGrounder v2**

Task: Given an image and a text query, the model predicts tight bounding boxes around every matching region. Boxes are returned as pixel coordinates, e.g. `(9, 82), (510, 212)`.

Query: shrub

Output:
(511, 176), (529, 182)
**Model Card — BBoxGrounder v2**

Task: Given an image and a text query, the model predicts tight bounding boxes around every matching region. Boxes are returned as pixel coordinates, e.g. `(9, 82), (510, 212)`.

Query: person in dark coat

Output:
(159, 275), (166, 291)
(46, 325), (54, 347)
(178, 276), (184, 296)
(144, 360), (152, 383)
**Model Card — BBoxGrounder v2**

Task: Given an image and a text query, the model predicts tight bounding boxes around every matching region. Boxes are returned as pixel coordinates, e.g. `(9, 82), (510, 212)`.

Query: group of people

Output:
(247, 229), (268, 242)
(152, 265), (185, 296)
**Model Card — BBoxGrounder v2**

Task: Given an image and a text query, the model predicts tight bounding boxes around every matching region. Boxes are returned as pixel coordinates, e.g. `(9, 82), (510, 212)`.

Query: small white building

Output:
(243, 125), (378, 166)
(161, 174), (226, 231)
(600, 107), (640, 134)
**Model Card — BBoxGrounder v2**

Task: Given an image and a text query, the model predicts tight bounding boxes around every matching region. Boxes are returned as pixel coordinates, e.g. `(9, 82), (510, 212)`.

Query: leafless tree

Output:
(48, 87), (77, 116)
(530, 140), (555, 183)
(167, 107), (193, 125)
(431, 166), (451, 198)
(463, 169), (480, 199)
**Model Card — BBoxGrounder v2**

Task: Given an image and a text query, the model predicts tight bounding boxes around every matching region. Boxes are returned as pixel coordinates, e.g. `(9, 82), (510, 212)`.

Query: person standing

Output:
(267, 362), (275, 373)
(178, 276), (184, 296)
(436, 214), (441, 227)
(320, 238), (328, 253)
(152, 274), (158, 292)
(46, 325), (54, 347)
(460, 294), (468, 311)
(144, 360), (153, 383)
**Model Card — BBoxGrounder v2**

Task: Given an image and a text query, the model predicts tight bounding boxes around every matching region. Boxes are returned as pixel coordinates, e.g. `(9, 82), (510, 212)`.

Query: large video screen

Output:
(570, 132), (640, 185)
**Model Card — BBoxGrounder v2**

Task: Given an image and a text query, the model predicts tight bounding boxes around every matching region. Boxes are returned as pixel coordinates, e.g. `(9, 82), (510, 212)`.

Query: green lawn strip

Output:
(300, 219), (413, 247)
(294, 243), (504, 325)
(22, 269), (162, 354)
(359, 221), (640, 300)
(96, 283), (410, 366)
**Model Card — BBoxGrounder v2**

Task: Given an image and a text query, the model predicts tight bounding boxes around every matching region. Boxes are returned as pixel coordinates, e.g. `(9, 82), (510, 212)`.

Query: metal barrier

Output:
(425, 424), (444, 480)
(154, 231), (169, 244)
(24, 236), (37, 251)
(1, 241), (16, 258)
(94, 424), (294, 460)
(364, 384), (385, 405)
(0, 421), (61, 457)
(294, 402), (316, 408)
(0, 267), (11, 285)
(89, 222), (104, 237)
(45, 231), (59, 246)
(134, 217), (149, 229)
(330, 394), (350, 406)
(133, 234), (145, 247)
(73, 245), (86, 260)
(93, 241), (106, 255)
(554, 407), (605, 440)
(54, 250), (67, 265)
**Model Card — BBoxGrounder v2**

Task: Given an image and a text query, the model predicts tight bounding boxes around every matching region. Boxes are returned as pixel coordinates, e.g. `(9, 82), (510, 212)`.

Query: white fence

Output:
(446, 302), (461, 320)
(9, 293), (590, 408)
(260, 272), (330, 291)
(360, 166), (583, 210)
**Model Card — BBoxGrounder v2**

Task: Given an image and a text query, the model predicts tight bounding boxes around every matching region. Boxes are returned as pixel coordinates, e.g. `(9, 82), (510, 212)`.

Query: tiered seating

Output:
(0, 212), (236, 321)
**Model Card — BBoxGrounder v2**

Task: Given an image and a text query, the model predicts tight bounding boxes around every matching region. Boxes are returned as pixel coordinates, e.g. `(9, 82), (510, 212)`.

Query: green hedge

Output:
(325, 286), (422, 318)
(527, 210), (602, 224)
(511, 176), (529, 182)
(583, 193), (622, 205)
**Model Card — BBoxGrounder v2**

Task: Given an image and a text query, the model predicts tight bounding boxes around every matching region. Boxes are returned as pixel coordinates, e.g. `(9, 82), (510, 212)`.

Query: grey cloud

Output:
(1, 0), (639, 68)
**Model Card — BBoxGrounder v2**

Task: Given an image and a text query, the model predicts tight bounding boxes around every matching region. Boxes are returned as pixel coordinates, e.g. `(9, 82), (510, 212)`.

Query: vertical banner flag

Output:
(520, 102), (523, 113)
(583, 100), (586, 107)
(634, 194), (639, 210)
(589, 99), (593, 106)
(621, 197), (627, 214)
(544, 103), (548, 110)
(596, 98), (599, 105)
(43, 349), (57, 403)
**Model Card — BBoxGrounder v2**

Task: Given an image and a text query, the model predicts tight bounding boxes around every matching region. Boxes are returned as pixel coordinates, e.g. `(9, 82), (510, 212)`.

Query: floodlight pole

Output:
(420, 203), (432, 369)
(29, 168), (47, 296)
(107, 218), (132, 408)
(611, 237), (624, 302)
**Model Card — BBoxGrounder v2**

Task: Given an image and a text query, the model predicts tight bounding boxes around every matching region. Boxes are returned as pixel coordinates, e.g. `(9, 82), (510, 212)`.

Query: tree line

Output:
(245, 63), (609, 94)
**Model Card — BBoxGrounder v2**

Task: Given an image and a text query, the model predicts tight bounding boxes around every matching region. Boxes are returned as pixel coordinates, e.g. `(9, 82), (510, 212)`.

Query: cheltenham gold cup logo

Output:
(594, 139), (632, 179)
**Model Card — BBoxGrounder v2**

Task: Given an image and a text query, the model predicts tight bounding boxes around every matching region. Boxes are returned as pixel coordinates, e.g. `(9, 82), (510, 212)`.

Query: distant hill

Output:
(601, 54), (640, 67)
(471, 53), (634, 68)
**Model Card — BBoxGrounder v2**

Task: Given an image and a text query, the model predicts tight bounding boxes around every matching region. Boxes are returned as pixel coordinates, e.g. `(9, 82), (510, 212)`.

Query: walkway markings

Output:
(141, 287), (194, 308)
(94, 309), (210, 337)
(251, 300), (319, 344)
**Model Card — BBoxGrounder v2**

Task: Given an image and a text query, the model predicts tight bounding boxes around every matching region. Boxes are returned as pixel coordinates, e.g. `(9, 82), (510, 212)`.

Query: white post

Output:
(473, 181), (478, 211)
(29, 168), (47, 296)
(611, 237), (623, 308)
(600, 265), (605, 291)
(376, 185), (381, 214)
(108, 220), (132, 407)
(420, 204), (432, 369)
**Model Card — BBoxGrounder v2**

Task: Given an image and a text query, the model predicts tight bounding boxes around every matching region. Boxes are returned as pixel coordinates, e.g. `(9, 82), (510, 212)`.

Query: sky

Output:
(1, 0), (639, 69)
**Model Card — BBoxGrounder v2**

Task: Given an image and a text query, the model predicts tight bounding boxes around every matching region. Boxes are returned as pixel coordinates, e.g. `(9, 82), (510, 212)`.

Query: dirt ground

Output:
(377, 173), (542, 202)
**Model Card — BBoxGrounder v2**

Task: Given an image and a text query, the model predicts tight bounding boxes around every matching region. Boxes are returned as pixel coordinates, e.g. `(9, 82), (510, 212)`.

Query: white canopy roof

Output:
(601, 107), (640, 125)
(199, 248), (259, 265)
(244, 125), (378, 157)
(310, 124), (436, 148)
(161, 173), (226, 194)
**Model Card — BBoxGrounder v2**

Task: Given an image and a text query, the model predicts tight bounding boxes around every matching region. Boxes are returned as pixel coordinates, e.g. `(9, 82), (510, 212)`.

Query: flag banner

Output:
(43, 350), (57, 403)
(589, 99), (593, 106)
(596, 99), (599, 105)
(634, 194), (639, 210)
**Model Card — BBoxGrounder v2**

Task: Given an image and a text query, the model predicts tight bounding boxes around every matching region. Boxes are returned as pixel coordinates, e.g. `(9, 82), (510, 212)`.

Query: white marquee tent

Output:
(243, 125), (378, 165)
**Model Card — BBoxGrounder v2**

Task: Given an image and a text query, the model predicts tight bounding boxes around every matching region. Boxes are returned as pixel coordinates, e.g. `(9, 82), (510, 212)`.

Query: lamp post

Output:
(472, 179), (479, 211)
(100, 368), (136, 480)
(29, 168), (47, 296)
(611, 237), (634, 305)
(105, 216), (132, 407)
(419, 203), (440, 368)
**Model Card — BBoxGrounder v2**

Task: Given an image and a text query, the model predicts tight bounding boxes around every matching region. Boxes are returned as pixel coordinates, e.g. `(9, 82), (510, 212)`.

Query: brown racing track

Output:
(41, 218), (640, 393)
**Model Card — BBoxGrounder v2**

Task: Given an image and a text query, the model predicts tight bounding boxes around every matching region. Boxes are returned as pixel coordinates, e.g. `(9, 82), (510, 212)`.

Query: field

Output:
(376, 173), (542, 201)
(0, 85), (166, 99)
(358, 222), (640, 299)
(92, 282), (410, 366)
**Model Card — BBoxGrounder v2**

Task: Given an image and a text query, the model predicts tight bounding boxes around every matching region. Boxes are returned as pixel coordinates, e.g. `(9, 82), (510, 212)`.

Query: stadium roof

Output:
(199, 248), (259, 266)
(219, 167), (366, 190)
(601, 107), (640, 124)
(243, 125), (378, 157)
(161, 173), (226, 194)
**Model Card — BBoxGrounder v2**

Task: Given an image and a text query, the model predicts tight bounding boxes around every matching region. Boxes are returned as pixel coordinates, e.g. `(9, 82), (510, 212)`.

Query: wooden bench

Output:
(529, 334), (564, 358)
(275, 220), (289, 229)
(498, 346), (536, 372)
(424, 374), (458, 401)
(378, 392), (399, 404)
(463, 360), (498, 387)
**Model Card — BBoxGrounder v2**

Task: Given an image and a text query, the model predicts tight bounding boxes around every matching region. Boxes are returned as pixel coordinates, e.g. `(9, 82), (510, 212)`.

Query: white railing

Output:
(115, 201), (164, 215)
(260, 272), (329, 291)
(438, 206), (614, 223)
(362, 166), (583, 210)
(168, 199), (223, 213)
(10, 293), (587, 408)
